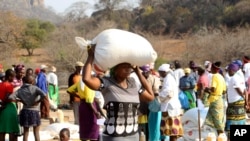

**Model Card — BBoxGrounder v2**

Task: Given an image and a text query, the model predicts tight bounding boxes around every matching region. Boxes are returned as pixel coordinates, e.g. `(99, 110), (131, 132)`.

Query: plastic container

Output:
(217, 133), (227, 141)
(56, 109), (64, 123)
(139, 130), (146, 141)
(206, 132), (216, 141)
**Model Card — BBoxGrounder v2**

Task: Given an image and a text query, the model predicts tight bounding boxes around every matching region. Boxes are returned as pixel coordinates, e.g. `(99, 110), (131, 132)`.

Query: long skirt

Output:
(205, 97), (225, 131)
(184, 91), (196, 109)
(48, 84), (59, 105)
(160, 112), (183, 137)
(79, 100), (99, 140)
(0, 102), (20, 133)
(225, 99), (246, 131)
(148, 111), (161, 141)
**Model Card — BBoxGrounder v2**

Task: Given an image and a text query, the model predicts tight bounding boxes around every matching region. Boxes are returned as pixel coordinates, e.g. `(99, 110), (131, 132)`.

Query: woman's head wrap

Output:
(184, 68), (191, 74)
(243, 56), (250, 64)
(228, 63), (239, 72)
(211, 61), (221, 72)
(14, 64), (25, 72)
(139, 64), (151, 72)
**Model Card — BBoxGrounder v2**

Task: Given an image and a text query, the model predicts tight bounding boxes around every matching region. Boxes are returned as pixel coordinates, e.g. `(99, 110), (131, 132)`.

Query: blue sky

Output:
(44, 0), (90, 13)
(44, 0), (139, 15)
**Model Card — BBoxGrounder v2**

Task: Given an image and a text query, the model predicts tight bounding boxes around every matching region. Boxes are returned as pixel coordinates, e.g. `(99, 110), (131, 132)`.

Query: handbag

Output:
(148, 97), (161, 112)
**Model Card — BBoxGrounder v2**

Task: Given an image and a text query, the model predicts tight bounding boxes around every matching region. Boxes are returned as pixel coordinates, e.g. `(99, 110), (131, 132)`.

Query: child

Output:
(9, 75), (46, 141)
(59, 128), (70, 141)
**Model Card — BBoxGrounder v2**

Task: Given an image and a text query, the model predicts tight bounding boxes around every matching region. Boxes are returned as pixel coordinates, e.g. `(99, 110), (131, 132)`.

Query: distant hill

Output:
(0, 0), (63, 24)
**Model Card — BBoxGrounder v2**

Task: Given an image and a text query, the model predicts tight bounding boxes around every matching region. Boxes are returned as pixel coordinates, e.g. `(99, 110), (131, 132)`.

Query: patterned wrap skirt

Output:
(205, 96), (225, 131)
(225, 99), (246, 131)
(0, 102), (20, 133)
(160, 112), (183, 137)
(19, 109), (41, 127)
(79, 100), (99, 140)
(184, 91), (196, 109)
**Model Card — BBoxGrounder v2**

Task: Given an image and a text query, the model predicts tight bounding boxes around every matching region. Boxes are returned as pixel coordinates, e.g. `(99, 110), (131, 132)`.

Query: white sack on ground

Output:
(75, 29), (157, 72)
(42, 123), (79, 139)
(6, 131), (54, 141)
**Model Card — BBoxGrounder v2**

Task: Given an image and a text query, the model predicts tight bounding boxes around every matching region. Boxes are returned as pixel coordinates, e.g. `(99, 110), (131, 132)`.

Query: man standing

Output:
(67, 61), (84, 124)
(36, 64), (50, 119)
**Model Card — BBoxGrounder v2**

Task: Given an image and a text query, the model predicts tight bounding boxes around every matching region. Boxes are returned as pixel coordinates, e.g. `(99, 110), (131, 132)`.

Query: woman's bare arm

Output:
(82, 45), (101, 91)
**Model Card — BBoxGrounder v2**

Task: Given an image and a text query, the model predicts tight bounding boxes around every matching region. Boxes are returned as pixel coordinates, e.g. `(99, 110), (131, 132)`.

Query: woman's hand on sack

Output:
(87, 45), (95, 57)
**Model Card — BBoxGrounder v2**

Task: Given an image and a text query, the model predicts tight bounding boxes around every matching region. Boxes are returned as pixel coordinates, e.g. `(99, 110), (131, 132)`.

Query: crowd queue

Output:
(0, 55), (250, 141)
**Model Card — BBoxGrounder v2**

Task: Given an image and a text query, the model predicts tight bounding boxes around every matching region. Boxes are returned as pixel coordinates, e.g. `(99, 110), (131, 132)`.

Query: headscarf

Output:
(189, 61), (197, 69)
(14, 64), (25, 73)
(228, 63), (239, 72)
(139, 64), (151, 72)
(243, 56), (250, 64)
(211, 62), (220, 72)
(158, 64), (171, 72)
(232, 60), (243, 68)
(184, 68), (191, 74)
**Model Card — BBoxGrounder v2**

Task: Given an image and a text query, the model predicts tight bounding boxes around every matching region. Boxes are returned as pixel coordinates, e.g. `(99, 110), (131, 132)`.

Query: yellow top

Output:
(67, 81), (95, 103)
(208, 73), (226, 103)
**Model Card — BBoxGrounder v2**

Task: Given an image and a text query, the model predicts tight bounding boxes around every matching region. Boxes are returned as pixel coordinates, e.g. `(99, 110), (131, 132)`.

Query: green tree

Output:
(19, 19), (55, 56)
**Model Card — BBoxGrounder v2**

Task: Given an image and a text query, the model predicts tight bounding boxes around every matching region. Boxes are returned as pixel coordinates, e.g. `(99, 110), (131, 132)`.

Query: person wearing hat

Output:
(204, 62), (227, 135)
(36, 64), (50, 119)
(47, 66), (59, 110)
(179, 68), (197, 110)
(158, 64), (183, 141)
(67, 61), (84, 125)
(232, 60), (244, 81)
(225, 63), (248, 137)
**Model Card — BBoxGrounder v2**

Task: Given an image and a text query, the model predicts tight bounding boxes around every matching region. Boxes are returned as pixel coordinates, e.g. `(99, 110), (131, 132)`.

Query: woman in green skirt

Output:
(0, 69), (19, 141)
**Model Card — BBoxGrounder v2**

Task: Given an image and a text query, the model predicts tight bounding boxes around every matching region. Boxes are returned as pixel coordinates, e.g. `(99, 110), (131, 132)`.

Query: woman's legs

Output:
(0, 133), (5, 141)
(170, 136), (177, 141)
(23, 127), (29, 141)
(9, 133), (17, 141)
(33, 126), (40, 141)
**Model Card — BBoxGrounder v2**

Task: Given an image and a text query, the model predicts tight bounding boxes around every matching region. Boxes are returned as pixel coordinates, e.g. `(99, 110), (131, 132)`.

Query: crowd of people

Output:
(0, 64), (59, 141)
(1, 54), (250, 141)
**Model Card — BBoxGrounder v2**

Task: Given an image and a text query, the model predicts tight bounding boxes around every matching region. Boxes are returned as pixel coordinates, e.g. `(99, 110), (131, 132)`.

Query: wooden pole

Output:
(198, 108), (201, 141)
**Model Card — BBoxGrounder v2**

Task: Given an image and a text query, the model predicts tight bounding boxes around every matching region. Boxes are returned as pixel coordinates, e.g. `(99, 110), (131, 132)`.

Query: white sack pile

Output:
(75, 28), (157, 72)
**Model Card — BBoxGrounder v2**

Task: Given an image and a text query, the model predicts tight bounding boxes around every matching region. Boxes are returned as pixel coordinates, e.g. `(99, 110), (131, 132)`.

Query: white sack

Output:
(75, 28), (157, 72)
(181, 107), (209, 127)
(42, 123), (79, 139)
